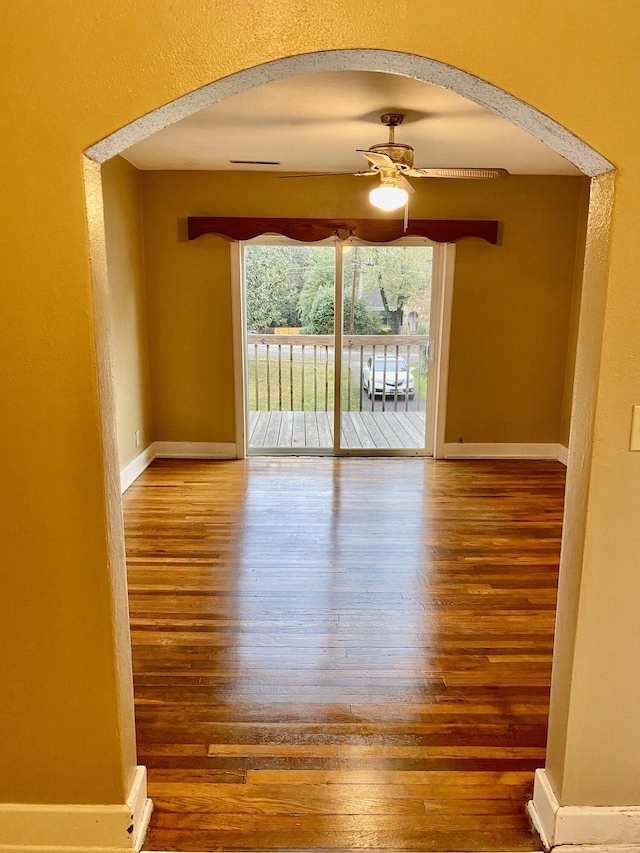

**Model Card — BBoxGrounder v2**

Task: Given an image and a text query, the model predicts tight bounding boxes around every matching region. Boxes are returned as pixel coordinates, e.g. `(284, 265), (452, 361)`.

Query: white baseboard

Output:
(557, 444), (569, 466)
(0, 765), (152, 852)
(120, 446), (156, 493)
(152, 441), (237, 459)
(528, 768), (640, 851)
(444, 442), (567, 461)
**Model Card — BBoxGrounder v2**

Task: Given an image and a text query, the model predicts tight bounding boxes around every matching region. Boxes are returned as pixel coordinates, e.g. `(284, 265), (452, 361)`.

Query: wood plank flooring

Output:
(123, 457), (565, 852)
(248, 410), (427, 450)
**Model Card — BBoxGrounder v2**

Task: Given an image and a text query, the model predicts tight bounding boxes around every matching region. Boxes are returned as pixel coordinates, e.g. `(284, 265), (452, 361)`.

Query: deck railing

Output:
(247, 333), (429, 414)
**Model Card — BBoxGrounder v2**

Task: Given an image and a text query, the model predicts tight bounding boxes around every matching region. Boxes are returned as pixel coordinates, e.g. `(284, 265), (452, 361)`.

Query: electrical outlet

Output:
(135, 430), (141, 448)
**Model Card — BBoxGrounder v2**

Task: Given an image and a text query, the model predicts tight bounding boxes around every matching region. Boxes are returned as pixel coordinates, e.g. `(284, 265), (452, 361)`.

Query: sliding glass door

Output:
(339, 243), (434, 452)
(244, 241), (337, 453)
(241, 237), (441, 456)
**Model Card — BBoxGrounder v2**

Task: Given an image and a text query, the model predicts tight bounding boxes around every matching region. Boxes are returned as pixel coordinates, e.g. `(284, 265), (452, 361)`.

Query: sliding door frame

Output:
(231, 236), (456, 458)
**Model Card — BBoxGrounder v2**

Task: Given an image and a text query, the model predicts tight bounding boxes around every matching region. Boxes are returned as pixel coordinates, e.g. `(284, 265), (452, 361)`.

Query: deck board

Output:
(316, 411), (334, 447)
(277, 411), (294, 447)
(291, 411), (305, 447)
(303, 411), (320, 448)
(264, 412), (282, 447)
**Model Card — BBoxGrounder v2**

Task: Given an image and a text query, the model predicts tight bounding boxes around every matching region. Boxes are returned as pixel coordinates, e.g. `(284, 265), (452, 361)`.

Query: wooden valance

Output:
(187, 216), (499, 244)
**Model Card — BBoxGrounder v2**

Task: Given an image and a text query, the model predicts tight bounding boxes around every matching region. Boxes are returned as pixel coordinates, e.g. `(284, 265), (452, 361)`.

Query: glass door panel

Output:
(244, 242), (336, 453)
(339, 244), (433, 452)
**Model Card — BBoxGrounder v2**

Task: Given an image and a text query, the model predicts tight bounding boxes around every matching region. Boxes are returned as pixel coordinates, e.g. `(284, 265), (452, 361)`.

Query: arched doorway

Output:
(85, 49), (614, 851)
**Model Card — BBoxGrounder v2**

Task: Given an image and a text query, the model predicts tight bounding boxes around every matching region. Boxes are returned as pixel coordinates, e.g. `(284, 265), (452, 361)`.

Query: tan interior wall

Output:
(141, 175), (235, 443)
(139, 169), (588, 446)
(447, 176), (588, 445)
(102, 157), (153, 467)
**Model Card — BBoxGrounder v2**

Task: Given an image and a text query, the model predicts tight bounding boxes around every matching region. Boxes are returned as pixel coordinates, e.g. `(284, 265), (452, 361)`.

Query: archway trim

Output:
(84, 49), (613, 177)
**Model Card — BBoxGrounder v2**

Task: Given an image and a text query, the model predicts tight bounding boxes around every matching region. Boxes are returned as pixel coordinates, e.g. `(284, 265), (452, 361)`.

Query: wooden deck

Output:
(248, 409), (427, 450)
(124, 457), (565, 852)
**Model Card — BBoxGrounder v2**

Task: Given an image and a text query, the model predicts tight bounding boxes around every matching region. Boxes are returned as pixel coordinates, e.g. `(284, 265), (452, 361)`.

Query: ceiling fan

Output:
(281, 113), (509, 215)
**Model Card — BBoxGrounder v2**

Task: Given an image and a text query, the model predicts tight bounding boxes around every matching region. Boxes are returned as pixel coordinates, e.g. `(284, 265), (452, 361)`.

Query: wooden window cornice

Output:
(187, 216), (499, 244)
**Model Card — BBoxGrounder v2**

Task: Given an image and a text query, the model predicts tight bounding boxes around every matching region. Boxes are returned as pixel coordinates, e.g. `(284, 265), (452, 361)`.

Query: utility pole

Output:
(349, 246), (358, 335)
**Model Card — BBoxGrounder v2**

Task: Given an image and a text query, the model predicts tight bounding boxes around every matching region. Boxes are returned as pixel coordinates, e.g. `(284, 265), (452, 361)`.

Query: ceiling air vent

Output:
(230, 160), (281, 165)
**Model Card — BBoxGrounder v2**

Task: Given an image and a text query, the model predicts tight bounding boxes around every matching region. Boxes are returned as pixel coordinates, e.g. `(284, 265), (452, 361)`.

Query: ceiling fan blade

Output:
(407, 167), (510, 179)
(357, 149), (396, 170)
(279, 170), (377, 179)
(397, 174), (415, 195)
(279, 171), (367, 178)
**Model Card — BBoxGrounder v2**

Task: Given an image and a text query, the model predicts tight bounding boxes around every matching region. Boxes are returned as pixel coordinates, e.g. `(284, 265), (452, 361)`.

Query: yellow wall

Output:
(102, 157), (153, 469)
(443, 176), (587, 444)
(141, 176), (234, 443)
(140, 170), (587, 447)
(3, 0), (640, 818)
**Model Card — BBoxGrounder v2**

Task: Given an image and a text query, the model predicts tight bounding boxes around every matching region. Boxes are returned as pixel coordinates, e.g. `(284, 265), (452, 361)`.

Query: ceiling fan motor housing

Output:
(369, 142), (415, 170)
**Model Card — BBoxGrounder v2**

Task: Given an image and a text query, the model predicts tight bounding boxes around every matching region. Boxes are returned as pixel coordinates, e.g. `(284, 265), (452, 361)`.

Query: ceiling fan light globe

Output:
(369, 185), (408, 211)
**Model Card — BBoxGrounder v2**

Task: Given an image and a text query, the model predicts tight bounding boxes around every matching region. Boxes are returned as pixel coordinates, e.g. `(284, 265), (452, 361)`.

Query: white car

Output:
(363, 356), (415, 399)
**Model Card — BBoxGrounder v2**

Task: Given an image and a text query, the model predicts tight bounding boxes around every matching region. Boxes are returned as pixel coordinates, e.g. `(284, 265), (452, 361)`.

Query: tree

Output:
(302, 286), (335, 334)
(345, 293), (382, 335)
(298, 250), (336, 323)
(358, 246), (432, 334)
(244, 245), (334, 331)
(245, 245), (295, 330)
(301, 286), (381, 334)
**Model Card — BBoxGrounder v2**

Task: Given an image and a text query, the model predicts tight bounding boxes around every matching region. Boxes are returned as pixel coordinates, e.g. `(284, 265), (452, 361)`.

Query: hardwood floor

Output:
(123, 457), (565, 852)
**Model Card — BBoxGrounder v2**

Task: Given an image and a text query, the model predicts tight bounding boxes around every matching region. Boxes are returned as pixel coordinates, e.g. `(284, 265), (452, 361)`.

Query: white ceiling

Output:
(122, 71), (582, 176)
